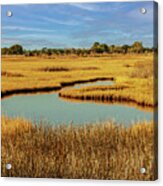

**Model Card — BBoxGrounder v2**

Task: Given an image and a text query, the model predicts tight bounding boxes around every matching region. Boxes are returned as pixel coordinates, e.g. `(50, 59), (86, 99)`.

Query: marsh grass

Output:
(2, 54), (156, 107)
(39, 67), (70, 72)
(1, 54), (155, 102)
(2, 71), (24, 77)
(1, 117), (157, 180)
(57, 55), (156, 107)
(39, 66), (99, 72)
(59, 83), (155, 107)
(130, 62), (153, 79)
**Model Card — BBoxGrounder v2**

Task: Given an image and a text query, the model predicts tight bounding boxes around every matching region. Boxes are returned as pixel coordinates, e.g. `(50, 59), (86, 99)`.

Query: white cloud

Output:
(39, 16), (79, 26)
(69, 3), (98, 11)
(69, 2), (128, 12)
(2, 26), (56, 33)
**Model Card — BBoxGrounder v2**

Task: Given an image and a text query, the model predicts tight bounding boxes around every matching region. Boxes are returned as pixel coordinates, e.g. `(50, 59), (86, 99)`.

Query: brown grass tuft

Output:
(2, 71), (24, 77)
(39, 67), (70, 72)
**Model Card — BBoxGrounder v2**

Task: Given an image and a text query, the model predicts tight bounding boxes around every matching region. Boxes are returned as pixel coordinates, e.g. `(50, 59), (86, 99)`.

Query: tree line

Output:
(2, 41), (156, 56)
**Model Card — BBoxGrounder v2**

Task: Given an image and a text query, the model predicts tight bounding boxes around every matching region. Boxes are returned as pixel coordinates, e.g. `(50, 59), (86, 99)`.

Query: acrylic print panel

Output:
(1, 1), (158, 180)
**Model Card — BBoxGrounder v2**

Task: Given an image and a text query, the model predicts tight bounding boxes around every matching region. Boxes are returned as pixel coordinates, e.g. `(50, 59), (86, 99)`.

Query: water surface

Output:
(2, 93), (153, 127)
(74, 80), (114, 88)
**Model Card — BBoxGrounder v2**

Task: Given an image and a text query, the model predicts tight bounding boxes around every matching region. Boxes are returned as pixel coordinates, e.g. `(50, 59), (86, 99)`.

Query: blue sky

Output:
(2, 1), (155, 49)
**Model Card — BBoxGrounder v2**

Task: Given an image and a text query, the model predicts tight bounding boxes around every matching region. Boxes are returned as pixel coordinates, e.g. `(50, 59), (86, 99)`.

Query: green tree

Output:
(114, 46), (124, 53)
(2, 47), (9, 55)
(47, 49), (52, 56)
(76, 48), (82, 56)
(42, 47), (48, 54)
(132, 41), (143, 53)
(109, 45), (115, 53)
(100, 44), (109, 53)
(9, 44), (23, 55)
(122, 45), (130, 54)
(91, 42), (101, 53)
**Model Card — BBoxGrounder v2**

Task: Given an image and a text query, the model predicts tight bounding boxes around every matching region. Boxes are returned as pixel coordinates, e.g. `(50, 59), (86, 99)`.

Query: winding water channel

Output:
(1, 80), (153, 127)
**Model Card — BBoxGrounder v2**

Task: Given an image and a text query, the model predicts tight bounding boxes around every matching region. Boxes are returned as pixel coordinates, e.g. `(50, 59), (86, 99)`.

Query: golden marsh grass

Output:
(1, 54), (156, 108)
(1, 117), (157, 180)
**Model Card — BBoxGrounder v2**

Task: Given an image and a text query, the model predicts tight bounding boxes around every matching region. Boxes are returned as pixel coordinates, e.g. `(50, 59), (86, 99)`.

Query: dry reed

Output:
(1, 117), (157, 180)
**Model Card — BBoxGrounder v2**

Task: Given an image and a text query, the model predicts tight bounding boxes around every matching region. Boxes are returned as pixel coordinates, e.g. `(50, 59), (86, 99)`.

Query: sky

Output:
(1, 1), (155, 49)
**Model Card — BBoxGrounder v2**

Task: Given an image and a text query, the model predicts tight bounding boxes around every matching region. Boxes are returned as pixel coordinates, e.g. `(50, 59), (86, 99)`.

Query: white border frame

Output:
(0, 0), (162, 185)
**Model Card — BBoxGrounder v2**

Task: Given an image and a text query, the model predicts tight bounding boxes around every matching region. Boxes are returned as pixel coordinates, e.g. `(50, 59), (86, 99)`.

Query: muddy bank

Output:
(1, 77), (114, 99)
(60, 77), (114, 87)
(1, 86), (61, 99)
(60, 96), (154, 112)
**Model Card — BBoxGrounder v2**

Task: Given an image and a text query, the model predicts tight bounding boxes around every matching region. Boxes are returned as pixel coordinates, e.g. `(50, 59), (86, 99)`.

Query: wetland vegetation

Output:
(1, 43), (158, 180)
(1, 117), (157, 180)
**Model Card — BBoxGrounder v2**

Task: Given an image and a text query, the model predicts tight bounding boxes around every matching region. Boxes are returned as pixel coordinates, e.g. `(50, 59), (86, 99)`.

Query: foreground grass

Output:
(1, 117), (157, 180)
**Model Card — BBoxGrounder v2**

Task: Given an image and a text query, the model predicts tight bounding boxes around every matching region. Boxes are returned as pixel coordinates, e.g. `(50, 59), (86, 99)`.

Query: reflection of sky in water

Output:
(2, 93), (153, 127)
(74, 80), (113, 88)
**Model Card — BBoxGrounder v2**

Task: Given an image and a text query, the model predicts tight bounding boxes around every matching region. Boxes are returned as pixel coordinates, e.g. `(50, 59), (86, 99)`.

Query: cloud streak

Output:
(2, 26), (56, 33)
(69, 3), (98, 11)
(37, 16), (79, 26)
(69, 2), (128, 12)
